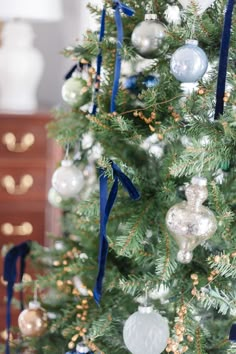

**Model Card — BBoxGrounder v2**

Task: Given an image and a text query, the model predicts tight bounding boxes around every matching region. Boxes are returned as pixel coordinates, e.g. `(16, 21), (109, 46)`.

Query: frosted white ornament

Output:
(166, 177), (217, 264)
(164, 5), (181, 25)
(52, 159), (84, 198)
(177, 0), (216, 14)
(123, 305), (169, 354)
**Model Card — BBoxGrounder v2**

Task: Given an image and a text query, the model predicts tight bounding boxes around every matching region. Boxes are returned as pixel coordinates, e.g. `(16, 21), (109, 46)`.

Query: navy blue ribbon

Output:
(3, 242), (31, 354)
(64, 64), (78, 81)
(110, 1), (134, 113)
(230, 323), (236, 342)
(214, 0), (235, 120)
(93, 161), (140, 304)
(92, 7), (106, 115)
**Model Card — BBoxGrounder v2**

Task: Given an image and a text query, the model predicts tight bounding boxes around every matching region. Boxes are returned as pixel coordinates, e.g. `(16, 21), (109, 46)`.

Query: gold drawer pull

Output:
(1, 222), (33, 236)
(1, 174), (34, 195)
(2, 132), (35, 152)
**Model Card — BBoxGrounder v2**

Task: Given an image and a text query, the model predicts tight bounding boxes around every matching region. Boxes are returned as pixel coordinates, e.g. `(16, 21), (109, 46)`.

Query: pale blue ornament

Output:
(170, 39), (208, 83)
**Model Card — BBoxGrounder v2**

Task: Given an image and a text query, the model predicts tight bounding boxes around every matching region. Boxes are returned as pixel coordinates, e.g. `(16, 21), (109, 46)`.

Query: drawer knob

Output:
(2, 132), (35, 152)
(1, 222), (33, 236)
(1, 174), (34, 195)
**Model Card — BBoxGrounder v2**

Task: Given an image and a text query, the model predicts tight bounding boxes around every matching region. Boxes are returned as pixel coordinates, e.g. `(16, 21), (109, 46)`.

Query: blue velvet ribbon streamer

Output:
(229, 323), (236, 342)
(93, 161), (140, 304)
(92, 7), (106, 115)
(3, 242), (31, 354)
(214, 0), (235, 120)
(110, 1), (134, 113)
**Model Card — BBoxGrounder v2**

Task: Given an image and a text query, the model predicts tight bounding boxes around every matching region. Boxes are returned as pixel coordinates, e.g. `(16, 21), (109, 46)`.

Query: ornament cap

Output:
(145, 13), (158, 21)
(185, 39), (198, 46)
(61, 159), (73, 167)
(76, 342), (90, 353)
(191, 176), (207, 187)
(28, 300), (41, 310)
(138, 305), (154, 314)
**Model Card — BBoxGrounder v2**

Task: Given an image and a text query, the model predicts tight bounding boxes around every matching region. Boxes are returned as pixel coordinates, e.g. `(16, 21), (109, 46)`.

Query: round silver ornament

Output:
(131, 14), (166, 59)
(62, 76), (88, 106)
(52, 159), (84, 198)
(166, 177), (217, 264)
(170, 39), (208, 83)
(123, 305), (169, 354)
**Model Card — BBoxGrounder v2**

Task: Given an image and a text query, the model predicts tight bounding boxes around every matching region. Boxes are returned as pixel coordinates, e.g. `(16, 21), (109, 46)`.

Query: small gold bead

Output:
(68, 342), (75, 350)
(56, 280), (63, 287)
(191, 274), (198, 280)
(63, 260), (68, 265)
(53, 261), (60, 266)
(214, 255), (221, 263)
(72, 334), (79, 342)
(208, 276), (213, 282)
(198, 88), (205, 95)
(81, 316), (86, 321)
(187, 335), (194, 342)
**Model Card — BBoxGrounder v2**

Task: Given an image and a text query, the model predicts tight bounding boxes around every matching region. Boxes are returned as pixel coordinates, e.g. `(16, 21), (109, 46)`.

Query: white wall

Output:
(34, 0), (102, 108)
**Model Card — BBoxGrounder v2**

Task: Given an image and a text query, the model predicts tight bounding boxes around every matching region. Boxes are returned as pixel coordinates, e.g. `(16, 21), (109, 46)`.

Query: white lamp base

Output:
(0, 20), (44, 113)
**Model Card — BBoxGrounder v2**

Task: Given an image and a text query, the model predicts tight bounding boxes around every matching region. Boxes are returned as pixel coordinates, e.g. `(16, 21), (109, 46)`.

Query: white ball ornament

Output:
(170, 39), (208, 83)
(62, 76), (88, 106)
(131, 14), (166, 59)
(123, 305), (169, 354)
(52, 159), (84, 198)
(177, 0), (216, 15)
(164, 5), (181, 25)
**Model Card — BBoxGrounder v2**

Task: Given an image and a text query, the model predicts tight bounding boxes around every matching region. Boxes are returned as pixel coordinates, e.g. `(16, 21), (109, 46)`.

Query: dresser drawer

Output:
(0, 114), (51, 160)
(0, 212), (45, 244)
(0, 163), (47, 201)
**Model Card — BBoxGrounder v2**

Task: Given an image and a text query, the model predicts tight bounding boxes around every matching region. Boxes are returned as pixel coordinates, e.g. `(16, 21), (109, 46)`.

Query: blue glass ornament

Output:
(170, 39), (208, 83)
(124, 75), (138, 91)
(144, 75), (159, 88)
(124, 74), (159, 94)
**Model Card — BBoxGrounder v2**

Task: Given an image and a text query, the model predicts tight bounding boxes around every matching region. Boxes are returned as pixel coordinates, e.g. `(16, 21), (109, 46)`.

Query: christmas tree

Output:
(3, 0), (236, 353)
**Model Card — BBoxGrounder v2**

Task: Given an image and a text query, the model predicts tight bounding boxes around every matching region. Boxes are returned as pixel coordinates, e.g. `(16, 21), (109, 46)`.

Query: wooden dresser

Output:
(0, 112), (60, 336)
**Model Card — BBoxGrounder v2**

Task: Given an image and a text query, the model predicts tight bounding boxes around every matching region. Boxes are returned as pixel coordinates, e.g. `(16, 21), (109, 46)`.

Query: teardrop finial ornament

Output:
(166, 177), (217, 263)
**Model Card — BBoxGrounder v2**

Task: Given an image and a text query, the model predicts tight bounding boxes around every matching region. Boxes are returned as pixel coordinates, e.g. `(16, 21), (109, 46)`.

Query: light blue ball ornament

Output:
(170, 39), (208, 83)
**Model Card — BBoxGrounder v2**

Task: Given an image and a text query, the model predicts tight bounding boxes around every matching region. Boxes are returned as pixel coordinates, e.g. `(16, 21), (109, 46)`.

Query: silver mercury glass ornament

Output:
(166, 177), (217, 264)
(170, 39), (208, 83)
(131, 13), (166, 59)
